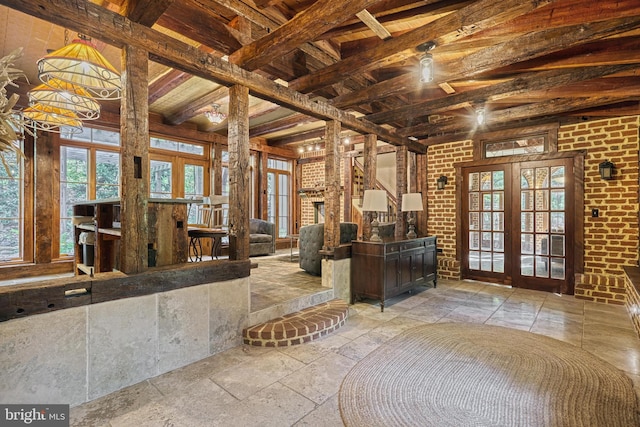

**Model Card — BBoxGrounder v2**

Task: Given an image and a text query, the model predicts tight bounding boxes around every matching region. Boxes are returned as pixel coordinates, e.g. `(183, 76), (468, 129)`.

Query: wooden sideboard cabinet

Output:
(351, 236), (437, 311)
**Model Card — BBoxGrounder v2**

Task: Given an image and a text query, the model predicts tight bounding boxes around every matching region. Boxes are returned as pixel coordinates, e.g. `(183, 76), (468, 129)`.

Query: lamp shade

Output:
(362, 189), (387, 212)
(37, 38), (121, 100)
(401, 193), (423, 212)
(23, 103), (83, 134)
(28, 78), (100, 120)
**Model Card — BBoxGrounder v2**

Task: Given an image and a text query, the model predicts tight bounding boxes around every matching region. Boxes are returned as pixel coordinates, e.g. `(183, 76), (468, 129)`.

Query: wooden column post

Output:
(227, 84), (251, 260)
(343, 140), (353, 223)
(295, 160), (302, 232)
(324, 120), (341, 250)
(396, 146), (407, 239)
(34, 131), (54, 263)
(363, 134), (377, 240)
(213, 142), (222, 196)
(120, 44), (149, 274)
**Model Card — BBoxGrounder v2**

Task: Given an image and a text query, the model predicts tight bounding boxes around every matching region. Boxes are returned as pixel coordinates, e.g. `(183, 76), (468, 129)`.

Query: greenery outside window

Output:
(0, 140), (24, 261)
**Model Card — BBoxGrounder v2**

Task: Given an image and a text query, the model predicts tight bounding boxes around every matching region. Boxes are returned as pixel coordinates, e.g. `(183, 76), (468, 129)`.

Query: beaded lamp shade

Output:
(28, 78), (100, 120)
(23, 103), (83, 134)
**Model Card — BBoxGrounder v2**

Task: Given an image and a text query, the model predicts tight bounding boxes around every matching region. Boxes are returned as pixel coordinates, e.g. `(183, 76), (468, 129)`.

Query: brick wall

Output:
(425, 115), (639, 305)
(558, 116), (639, 304)
(427, 140), (473, 279)
(300, 150), (345, 227)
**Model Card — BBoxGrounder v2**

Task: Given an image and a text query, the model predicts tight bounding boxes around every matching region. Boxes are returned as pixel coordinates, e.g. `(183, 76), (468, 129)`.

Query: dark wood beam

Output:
(365, 64), (640, 124)
(333, 14), (640, 109)
(1, 0), (420, 148)
(165, 86), (228, 125)
(249, 113), (315, 137)
(229, 0), (383, 71)
(120, 0), (174, 26)
(269, 128), (325, 147)
(288, 0), (557, 93)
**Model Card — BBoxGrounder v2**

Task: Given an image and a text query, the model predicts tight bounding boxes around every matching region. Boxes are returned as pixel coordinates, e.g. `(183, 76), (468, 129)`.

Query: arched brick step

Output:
(243, 299), (349, 347)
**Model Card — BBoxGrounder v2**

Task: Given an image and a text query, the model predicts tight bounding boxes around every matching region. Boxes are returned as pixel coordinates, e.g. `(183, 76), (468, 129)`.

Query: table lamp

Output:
(401, 193), (423, 239)
(362, 189), (388, 242)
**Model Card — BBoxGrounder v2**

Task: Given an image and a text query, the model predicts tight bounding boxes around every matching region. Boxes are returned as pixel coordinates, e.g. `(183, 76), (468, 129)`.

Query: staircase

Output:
(243, 299), (349, 347)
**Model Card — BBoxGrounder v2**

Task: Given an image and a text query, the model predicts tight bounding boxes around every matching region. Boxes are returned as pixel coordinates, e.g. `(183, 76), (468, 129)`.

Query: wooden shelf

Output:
(98, 227), (121, 237)
(77, 224), (96, 231)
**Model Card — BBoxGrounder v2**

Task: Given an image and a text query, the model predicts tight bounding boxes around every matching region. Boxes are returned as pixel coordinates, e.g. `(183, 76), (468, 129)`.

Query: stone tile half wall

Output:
(0, 277), (250, 407)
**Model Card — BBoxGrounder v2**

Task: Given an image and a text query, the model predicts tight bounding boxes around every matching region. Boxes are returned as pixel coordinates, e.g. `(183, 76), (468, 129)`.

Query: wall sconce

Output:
(437, 175), (448, 190)
(401, 193), (423, 239)
(417, 41), (436, 83)
(476, 107), (485, 126)
(362, 189), (388, 242)
(599, 160), (615, 180)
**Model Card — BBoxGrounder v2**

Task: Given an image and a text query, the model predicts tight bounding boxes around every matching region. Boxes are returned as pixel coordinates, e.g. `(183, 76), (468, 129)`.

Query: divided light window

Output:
(60, 128), (121, 256)
(267, 158), (291, 238)
(0, 140), (24, 262)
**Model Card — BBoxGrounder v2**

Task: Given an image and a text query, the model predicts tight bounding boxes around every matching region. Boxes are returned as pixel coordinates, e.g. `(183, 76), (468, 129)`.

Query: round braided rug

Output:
(339, 323), (640, 427)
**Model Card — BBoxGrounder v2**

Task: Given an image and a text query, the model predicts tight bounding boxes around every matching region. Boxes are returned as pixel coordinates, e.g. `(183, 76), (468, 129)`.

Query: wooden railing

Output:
(352, 158), (397, 223)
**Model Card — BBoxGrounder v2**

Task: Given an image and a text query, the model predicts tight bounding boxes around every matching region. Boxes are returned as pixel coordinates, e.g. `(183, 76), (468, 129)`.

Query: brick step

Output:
(243, 299), (349, 347)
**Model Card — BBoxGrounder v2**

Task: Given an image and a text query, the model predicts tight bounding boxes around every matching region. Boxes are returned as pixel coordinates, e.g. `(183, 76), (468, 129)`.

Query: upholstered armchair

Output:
(298, 222), (358, 276)
(249, 219), (276, 256)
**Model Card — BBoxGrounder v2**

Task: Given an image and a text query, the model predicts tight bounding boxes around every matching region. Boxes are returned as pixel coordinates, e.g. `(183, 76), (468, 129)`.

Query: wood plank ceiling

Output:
(1, 0), (639, 153)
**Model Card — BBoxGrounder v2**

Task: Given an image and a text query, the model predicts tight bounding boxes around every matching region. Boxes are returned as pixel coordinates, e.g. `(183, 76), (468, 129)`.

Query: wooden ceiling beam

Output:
(365, 64), (640, 124)
(1, 0), (420, 150)
(165, 86), (229, 125)
(119, 0), (174, 26)
(288, 0), (557, 93)
(148, 70), (192, 105)
(269, 128), (326, 147)
(401, 96), (638, 138)
(356, 9), (392, 40)
(333, 15), (640, 109)
(249, 113), (316, 137)
(229, 0), (383, 70)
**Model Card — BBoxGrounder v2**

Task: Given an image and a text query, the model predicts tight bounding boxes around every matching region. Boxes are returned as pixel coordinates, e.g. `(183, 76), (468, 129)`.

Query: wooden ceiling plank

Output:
(356, 9), (392, 40)
(165, 86), (229, 125)
(229, 0), (384, 70)
(366, 64), (640, 124)
(334, 14), (640, 109)
(288, 0), (557, 93)
(1, 0), (420, 150)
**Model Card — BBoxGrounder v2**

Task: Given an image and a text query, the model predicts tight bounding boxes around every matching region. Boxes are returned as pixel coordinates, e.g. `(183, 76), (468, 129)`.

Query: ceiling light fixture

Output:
(23, 103), (83, 134)
(205, 104), (226, 124)
(37, 34), (121, 100)
(28, 78), (100, 120)
(476, 107), (486, 126)
(417, 41), (436, 83)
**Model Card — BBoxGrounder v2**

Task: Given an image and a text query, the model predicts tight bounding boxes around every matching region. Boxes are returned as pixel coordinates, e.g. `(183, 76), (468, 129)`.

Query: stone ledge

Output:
(243, 299), (348, 347)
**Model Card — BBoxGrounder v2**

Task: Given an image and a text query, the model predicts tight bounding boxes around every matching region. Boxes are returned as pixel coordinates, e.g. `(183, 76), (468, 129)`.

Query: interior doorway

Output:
(460, 156), (580, 294)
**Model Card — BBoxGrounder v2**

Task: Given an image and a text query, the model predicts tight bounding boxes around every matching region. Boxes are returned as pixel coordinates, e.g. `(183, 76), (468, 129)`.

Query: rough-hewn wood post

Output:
(213, 142), (222, 196)
(120, 44), (149, 274)
(363, 134), (377, 240)
(343, 139), (353, 223)
(324, 120), (341, 250)
(396, 146), (407, 239)
(227, 84), (250, 260)
(34, 131), (54, 263)
(259, 151), (268, 219)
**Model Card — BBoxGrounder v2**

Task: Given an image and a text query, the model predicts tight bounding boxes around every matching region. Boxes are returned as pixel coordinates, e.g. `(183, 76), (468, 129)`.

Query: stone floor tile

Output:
(280, 352), (357, 404)
(278, 333), (351, 364)
(210, 350), (305, 400)
(337, 332), (384, 361)
(293, 393), (343, 427)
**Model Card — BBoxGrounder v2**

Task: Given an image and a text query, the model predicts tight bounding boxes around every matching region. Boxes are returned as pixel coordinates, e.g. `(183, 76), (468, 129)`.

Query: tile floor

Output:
(70, 272), (640, 427)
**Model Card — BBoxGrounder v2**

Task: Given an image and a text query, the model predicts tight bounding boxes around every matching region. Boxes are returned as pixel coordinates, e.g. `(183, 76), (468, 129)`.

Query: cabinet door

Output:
(410, 248), (427, 284)
(384, 254), (401, 295)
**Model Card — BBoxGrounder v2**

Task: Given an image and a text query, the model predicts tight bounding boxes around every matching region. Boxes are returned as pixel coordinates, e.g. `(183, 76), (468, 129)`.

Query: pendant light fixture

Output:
(37, 34), (121, 100)
(205, 104), (227, 124)
(23, 103), (83, 134)
(28, 78), (100, 120)
(417, 41), (436, 83)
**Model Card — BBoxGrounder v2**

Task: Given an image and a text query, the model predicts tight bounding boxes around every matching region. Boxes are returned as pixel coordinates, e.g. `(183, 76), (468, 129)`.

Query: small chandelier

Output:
(205, 104), (226, 124)
(417, 41), (436, 83)
(28, 78), (100, 120)
(37, 34), (121, 100)
(23, 103), (83, 134)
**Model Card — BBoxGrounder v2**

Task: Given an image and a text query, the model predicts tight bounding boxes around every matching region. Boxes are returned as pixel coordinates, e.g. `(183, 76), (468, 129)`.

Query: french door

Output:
(462, 158), (575, 294)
